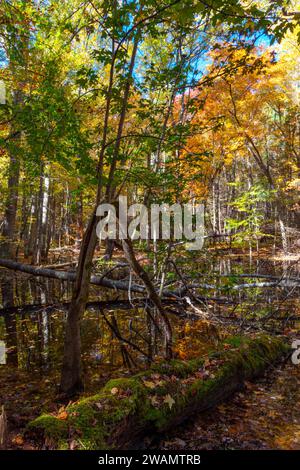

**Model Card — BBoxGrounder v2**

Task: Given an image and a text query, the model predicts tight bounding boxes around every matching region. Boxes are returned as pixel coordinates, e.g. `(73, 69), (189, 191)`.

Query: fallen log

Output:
(1, 259), (298, 303)
(28, 334), (288, 450)
(0, 257), (145, 293)
(215, 273), (300, 283)
(42, 262), (77, 269)
(191, 273), (300, 285)
(0, 258), (225, 300)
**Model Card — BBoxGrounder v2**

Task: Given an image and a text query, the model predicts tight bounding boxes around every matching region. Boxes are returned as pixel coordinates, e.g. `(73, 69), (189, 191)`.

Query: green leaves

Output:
(225, 184), (275, 244)
(75, 67), (98, 88)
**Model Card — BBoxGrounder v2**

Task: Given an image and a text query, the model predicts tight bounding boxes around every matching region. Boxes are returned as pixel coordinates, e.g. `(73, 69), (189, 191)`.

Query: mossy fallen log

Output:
(28, 335), (288, 450)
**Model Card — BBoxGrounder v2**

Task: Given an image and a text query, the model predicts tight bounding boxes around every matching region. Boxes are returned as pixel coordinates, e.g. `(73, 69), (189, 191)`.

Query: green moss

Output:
(223, 335), (245, 348)
(151, 357), (204, 378)
(28, 414), (68, 439)
(28, 334), (288, 449)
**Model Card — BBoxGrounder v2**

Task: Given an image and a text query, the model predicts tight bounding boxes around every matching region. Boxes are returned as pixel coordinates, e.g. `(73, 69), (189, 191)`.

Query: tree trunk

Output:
(59, 211), (98, 394)
(0, 141), (20, 260)
(59, 32), (140, 395)
(32, 163), (44, 265)
(121, 237), (173, 359)
(0, 91), (22, 367)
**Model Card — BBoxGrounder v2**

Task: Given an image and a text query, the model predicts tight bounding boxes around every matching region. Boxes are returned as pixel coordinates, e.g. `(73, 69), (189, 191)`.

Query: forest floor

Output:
(3, 356), (300, 450)
(154, 360), (300, 450)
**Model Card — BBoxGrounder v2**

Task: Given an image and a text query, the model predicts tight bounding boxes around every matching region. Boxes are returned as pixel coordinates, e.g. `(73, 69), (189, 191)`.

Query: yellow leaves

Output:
(182, 47), (297, 198)
(163, 394), (175, 410)
(143, 375), (165, 389)
(143, 380), (156, 389)
(175, 320), (219, 361)
(12, 434), (24, 446)
(286, 178), (300, 191)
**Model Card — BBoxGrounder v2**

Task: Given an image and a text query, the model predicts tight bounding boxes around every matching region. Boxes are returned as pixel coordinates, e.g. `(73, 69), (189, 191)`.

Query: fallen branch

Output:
(0, 258), (224, 300)
(1, 258), (297, 307)
(101, 310), (148, 358)
(231, 281), (300, 289)
(0, 258), (145, 293)
(202, 273), (300, 283)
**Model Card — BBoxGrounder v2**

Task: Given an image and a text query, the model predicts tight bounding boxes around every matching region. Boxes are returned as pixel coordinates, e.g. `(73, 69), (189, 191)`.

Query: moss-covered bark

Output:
(28, 335), (288, 450)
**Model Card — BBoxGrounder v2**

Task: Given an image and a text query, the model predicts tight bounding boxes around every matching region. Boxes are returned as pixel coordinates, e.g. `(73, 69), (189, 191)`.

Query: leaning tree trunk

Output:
(59, 33), (140, 395)
(59, 210), (98, 394)
(121, 237), (173, 360)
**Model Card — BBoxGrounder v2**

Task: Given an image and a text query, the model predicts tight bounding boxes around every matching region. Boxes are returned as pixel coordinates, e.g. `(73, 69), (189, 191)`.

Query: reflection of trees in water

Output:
(2, 276), (18, 367)
(0, 255), (299, 378)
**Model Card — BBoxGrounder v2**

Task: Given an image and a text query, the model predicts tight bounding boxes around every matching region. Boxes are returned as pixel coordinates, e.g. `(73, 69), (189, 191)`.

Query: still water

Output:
(0, 252), (299, 382)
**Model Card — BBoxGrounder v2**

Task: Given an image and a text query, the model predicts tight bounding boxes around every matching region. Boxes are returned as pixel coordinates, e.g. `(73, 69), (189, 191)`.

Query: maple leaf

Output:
(143, 380), (156, 389)
(164, 394), (175, 410)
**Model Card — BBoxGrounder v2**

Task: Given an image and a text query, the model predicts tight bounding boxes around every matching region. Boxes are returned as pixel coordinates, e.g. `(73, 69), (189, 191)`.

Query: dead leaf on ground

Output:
(57, 410), (68, 420)
(164, 394), (175, 410)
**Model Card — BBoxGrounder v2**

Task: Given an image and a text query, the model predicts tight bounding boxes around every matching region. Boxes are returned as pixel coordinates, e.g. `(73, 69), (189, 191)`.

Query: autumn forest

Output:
(0, 0), (300, 457)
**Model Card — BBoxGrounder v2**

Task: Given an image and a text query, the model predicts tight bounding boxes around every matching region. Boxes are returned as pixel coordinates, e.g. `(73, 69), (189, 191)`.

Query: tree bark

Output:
(121, 237), (173, 359)
(59, 30), (140, 395)
(59, 211), (99, 394)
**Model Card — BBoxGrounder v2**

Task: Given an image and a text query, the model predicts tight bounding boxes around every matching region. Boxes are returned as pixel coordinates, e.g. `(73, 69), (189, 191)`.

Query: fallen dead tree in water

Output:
(28, 335), (288, 450)
(0, 258), (299, 302)
(0, 294), (232, 317)
(0, 258), (145, 294)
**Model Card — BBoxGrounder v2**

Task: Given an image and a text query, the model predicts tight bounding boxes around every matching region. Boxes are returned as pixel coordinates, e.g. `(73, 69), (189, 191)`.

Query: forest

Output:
(0, 0), (300, 456)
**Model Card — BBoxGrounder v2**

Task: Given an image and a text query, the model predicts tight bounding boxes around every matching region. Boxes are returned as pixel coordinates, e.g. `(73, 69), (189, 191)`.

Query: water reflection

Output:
(0, 252), (299, 379)
(0, 302), (168, 375)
